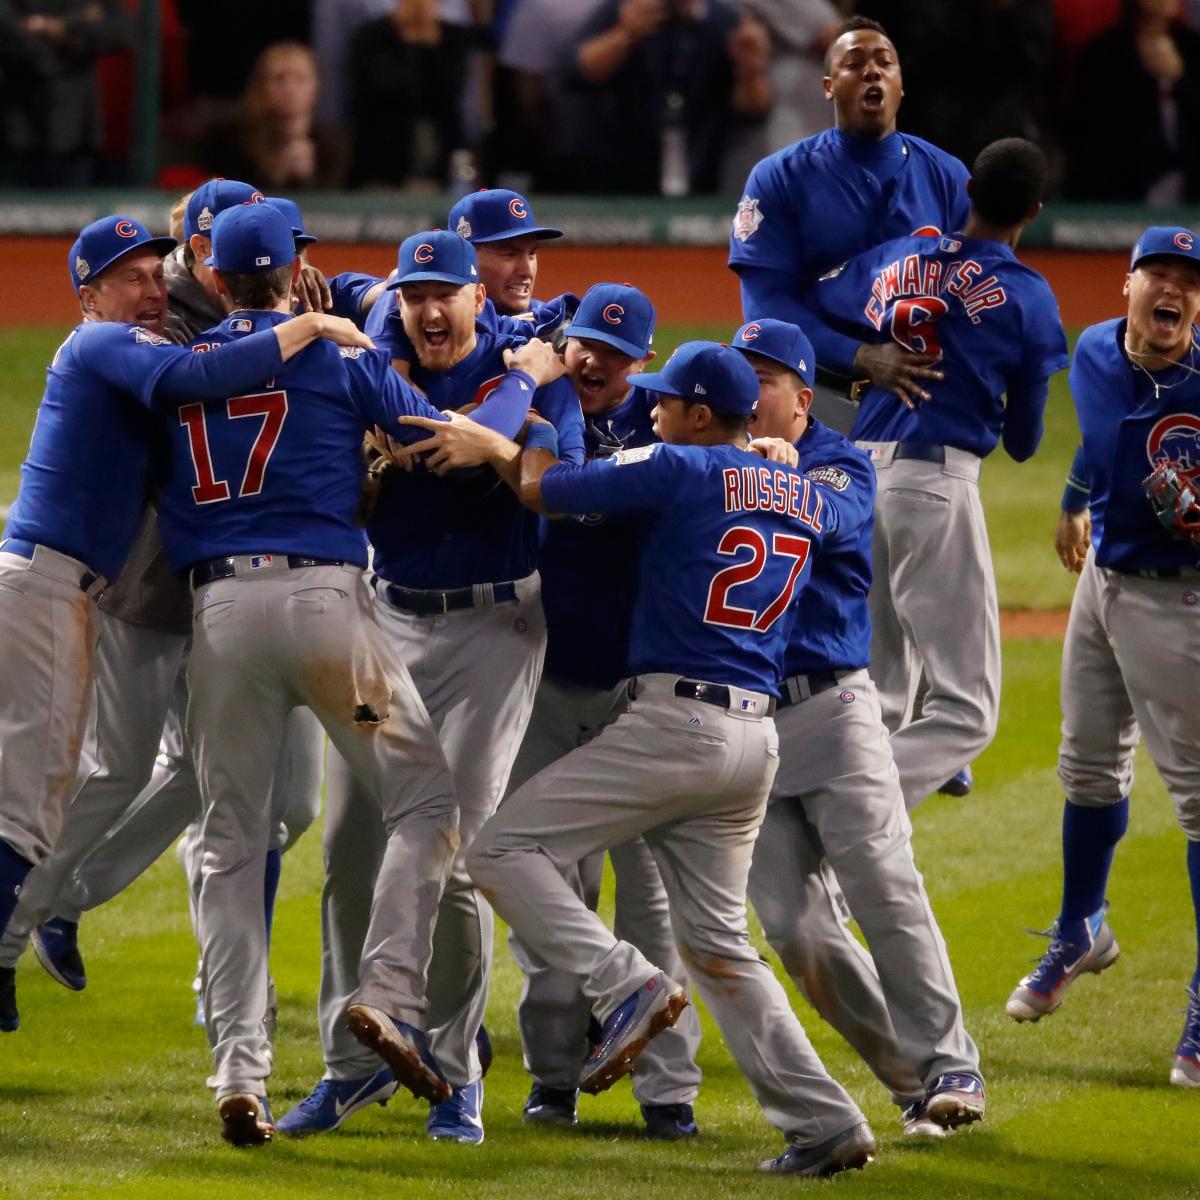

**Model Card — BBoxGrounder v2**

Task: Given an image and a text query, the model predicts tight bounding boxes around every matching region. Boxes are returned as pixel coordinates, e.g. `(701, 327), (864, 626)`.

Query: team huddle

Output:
(4, 15), (1200, 1180)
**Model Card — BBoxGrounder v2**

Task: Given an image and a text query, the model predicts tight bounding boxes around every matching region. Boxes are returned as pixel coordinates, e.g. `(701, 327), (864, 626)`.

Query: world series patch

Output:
(613, 444), (658, 466)
(806, 465), (852, 492)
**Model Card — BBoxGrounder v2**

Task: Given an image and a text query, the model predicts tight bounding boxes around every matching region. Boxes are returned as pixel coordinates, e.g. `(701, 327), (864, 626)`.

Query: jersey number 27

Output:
(704, 527), (811, 632)
(179, 391), (289, 505)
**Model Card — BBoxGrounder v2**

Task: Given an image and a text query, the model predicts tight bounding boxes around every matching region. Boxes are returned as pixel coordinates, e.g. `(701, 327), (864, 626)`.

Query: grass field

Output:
(4, 323), (1192, 1198)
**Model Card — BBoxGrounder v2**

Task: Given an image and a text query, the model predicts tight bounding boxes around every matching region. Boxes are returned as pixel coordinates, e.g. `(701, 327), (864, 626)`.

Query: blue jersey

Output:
(363, 308), (586, 588)
(540, 386), (658, 690)
(729, 129), (970, 374)
(156, 310), (535, 573)
(540, 442), (838, 694)
(783, 419), (876, 677)
(1071, 318), (1200, 572)
(816, 234), (1069, 459)
(4, 320), (283, 581)
(328, 271), (383, 327)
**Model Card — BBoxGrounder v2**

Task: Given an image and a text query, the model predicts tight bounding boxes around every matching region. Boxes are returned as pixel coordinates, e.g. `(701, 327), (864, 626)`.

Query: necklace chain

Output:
(1125, 334), (1200, 400)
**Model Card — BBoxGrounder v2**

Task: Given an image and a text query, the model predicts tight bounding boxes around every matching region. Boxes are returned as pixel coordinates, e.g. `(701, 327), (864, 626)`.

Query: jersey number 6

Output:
(179, 391), (289, 505)
(704, 526), (811, 632)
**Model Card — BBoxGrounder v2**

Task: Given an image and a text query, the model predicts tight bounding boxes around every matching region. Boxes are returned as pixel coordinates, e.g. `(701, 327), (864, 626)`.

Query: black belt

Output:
(190, 555), (346, 588)
(375, 576), (518, 616)
(814, 366), (867, 402)
(1, 537), (100, 592)
(673, 678), (776, 717)
(776, 670), (844, 709)
(893, 442), (946, 464)
(1117, 565), (1200, 581)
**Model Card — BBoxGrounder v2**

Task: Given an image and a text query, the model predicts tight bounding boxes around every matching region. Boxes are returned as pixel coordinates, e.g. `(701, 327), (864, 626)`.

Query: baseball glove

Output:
(1143, 461), (1200, 543)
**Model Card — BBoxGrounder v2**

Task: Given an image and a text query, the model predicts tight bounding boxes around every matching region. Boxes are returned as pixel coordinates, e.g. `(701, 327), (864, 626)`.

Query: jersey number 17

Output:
(179, 391), (289, 505)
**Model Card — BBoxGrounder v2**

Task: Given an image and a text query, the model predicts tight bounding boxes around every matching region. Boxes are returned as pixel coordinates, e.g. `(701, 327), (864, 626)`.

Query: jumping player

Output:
(811, 137), (1069, 810)
(1005, 226), (1200, 1089)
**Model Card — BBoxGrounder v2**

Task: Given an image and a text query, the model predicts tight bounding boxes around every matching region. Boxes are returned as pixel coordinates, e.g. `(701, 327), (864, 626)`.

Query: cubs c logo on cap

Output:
(414, 243), (435, 263)
(250, 192), (265, 204)
(741, 323), (761, 341)
(114, 220), (138, 238)
(602, 303), (624, 324)
(509, 198), (527, 219)
(1176, 231), (1195, 251)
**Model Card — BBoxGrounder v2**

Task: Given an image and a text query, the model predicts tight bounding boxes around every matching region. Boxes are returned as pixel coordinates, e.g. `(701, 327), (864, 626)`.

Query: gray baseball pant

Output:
(505, 672), (703, 1105)
(858, 443), (1000, 808)
(187, 560), (457, 1097)
(747, 669), (979, 1106)
(318, 573), (546, 1084)
(1059, 551), (1200, 837)
(468, 674), (868, 1148)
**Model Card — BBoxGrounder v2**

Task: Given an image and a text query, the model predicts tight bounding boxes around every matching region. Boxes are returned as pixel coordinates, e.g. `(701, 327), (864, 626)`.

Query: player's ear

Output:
(1123, 273), (1133, 298)
(474, 283), (486, 315)
(188, 233), (210, 262)
(644, 349), (657, 363)
(796, 386), (813, 420)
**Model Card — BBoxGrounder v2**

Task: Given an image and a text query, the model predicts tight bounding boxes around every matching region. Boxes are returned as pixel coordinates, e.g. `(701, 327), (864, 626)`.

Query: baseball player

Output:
(277, 230), (584, 1144)
(0, 216), (360, 1030)
(1005, 226), (1200, 1088)
(728, 15), (969, 437)
(459, 341), (877, 1178)
(152, 203), (546, 1143)
(495, 283), (703, 1137)
(810, 137), (1069, 810)
(0, 182), (328, 1030)
(733, 317), (984, 1138)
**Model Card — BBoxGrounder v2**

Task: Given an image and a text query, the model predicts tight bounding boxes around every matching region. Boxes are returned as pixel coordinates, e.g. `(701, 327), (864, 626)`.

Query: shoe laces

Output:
(295, 1079), (338, 1114)
(1179, 989), (1200, 1056)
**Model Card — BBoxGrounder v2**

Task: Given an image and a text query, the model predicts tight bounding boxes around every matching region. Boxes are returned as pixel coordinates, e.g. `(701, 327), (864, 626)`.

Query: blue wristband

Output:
(524, 422), (559, 456)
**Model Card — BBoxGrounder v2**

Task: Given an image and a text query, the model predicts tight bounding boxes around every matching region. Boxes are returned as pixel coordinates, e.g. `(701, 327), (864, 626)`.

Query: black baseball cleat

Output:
(641, 1102), (699, 1140)
(523, 1083), (578, 1127)
(937, 766), (973, 797)
(31, 918), (86, 991)
(0, 966), (18, 1032)
(757, 1122), (876, 1176)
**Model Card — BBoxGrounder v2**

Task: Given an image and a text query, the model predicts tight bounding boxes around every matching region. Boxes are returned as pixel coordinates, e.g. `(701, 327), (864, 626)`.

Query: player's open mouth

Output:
(862, 85), (885, 108)
(578, 371), (606, 396)
(1152, 304), (1182, 334)
(137, 307), (163, 325)
(506, 281), (532, 299)
(423, 326), (450, 349)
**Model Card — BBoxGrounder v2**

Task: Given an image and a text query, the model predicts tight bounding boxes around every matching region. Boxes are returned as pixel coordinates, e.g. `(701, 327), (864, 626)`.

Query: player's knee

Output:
(1173, 795), (1200, 842)
(1058, 759), (1131, 807)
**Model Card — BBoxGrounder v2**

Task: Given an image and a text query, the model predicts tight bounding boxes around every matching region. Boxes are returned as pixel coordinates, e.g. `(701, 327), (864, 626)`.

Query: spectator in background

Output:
(201, 41), (350, 191)
(1067, 0), (1200, 203)
(313, 0), (395, 127)
(567, 0), (772, 196)
(0, 0), (133, 185)
(347, 0), (473, 189)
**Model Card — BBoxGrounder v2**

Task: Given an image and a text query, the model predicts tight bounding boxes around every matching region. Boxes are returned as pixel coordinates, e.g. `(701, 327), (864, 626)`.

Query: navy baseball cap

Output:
(634, 341), (760, 415)
(266, 195), (318, 248)
(449, 189), (563, 244)
(731, 319), (815, 387)
(68, 215), (176, 294)
(565, 283), (655, 359)
(1131, 226), (1200, 272)
(185, 179), (266, 241)
(204, 204), (297, 273)
(387, 230), (479, 290)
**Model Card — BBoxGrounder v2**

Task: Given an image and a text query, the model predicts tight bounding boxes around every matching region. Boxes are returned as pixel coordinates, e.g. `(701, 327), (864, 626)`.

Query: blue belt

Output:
(1117, 564), (1200, 581)
(776, 670), (843, 709)
(190, 555), (346, 588)
(893, 442), (945, 464)
(374, 576), (518, 616)
(0, 537), (100, 592)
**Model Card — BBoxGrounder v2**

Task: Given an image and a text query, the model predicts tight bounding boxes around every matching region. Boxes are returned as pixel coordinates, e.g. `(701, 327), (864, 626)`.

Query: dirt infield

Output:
(0, 236), (1128, 330)
(1001, 609), (1069, 638)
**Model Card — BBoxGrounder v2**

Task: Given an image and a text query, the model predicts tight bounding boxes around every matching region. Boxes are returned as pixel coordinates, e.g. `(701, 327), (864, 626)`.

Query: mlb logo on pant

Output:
(740, 697), (759, 713)
(249, 554), (273, 570)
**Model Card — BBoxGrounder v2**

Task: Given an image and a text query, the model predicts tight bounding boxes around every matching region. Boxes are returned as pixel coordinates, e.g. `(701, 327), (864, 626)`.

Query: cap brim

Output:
(293, 230), (318, 247)
(1132, 249), (1200, 272)
(470, 226), (564, 244)
(92, 236), (178, 280)
(386, 271), (474, 290)
(732, 342), (813, 386)
(563, 322), (647, 360)
(631, 371), (683, 397)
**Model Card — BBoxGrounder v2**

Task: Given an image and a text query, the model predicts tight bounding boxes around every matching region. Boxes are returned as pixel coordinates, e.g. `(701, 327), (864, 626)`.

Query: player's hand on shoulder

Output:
(503, 337), (566, 389)
(747, 437), (799, 468)
(396, 409), (510, 474)
(293, 264), (334, 314)
(852, 341), (944, 410)
(307, 312), (376, 350)
(1054, 508), (1091, 573)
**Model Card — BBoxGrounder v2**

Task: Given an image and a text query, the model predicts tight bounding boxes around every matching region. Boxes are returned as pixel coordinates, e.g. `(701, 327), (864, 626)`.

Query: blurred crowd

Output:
(3, 0), (1200, 203)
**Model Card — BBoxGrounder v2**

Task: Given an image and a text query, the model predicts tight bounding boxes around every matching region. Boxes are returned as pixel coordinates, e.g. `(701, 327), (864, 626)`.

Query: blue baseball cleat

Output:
(641, 1102), (699, 1140)
(937, 766), (973, 797)
(900, 1096), (950, 1138)
(579, 972), (689, 1095)
(31, 917), (86, 991)
(0, 966), (17, 1032)
(1007, 906), (1119, 1021)
(345, 1004), (451, 1103)
(276, 1068), (398, 1136)
(922, 1072), (985, 1129)
(523, 1082), (578, 1126)
(1170, 989), (1200, 1088)
(428, 1079), (484, 1144)
(219, 1093), (274, 1146)
(757, 1122), (876, 1176)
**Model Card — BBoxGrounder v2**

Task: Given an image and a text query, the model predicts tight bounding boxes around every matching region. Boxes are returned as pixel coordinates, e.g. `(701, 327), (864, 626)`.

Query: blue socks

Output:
(1059, 798), (1129, 932)
(0, 839), (34, 939)
(1188, 840), (1200, 995)
(263, 849), (281, 949)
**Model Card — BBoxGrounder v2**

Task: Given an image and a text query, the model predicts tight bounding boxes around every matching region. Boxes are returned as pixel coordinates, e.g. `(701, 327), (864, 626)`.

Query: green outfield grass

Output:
(0, 322), (1080, 610)
(1, 638), (1194, 1198)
